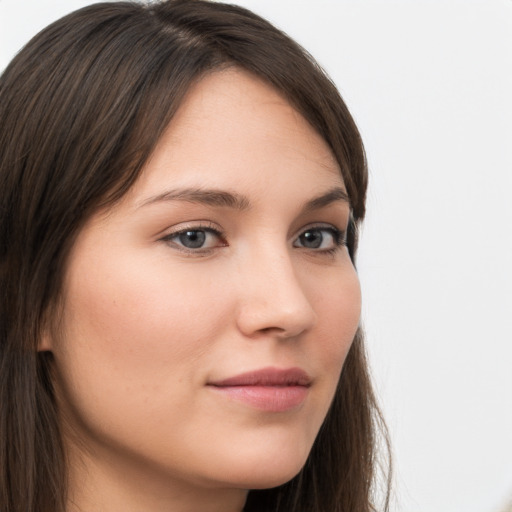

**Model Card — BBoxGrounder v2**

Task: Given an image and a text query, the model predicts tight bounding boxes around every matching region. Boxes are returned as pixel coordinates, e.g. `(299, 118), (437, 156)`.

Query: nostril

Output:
(236, 301), (317, 340)
(258, 326), (286, 335)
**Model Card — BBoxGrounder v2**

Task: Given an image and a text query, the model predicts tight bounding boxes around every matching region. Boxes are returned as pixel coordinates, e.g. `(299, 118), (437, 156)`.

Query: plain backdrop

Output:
(1, 1), (511, 511)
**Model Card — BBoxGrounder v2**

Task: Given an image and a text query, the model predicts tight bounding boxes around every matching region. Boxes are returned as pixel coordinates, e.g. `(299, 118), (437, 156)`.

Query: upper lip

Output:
(208, 367), (312, 387)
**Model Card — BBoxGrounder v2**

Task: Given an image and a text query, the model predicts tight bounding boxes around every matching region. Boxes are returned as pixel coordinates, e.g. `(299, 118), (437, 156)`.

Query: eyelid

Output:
(292, 223), (347, 251)
(157, 219), (348, 256)
(159, 221), (227, 253)
(159, 220), (222, 237)
(293, 222), (347, 240)
(291, 202), (351, 237)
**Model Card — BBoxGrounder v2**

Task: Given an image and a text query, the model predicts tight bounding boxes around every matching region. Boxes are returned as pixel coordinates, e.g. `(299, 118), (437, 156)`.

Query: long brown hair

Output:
(0, 1), (390, 511)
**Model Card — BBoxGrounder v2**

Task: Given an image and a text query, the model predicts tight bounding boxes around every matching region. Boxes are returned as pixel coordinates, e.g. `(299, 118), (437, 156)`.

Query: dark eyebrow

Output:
(138, 185), (349, 213)
(138, 187), (251, 211)
(301, 186), (350, 213)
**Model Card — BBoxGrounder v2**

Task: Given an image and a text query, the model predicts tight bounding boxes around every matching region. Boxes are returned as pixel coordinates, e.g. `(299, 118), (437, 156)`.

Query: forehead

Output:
(126, 68), (345, 205)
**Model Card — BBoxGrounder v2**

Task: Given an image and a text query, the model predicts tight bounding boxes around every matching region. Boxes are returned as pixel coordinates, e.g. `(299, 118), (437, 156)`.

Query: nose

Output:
(235, 249), (318, 339)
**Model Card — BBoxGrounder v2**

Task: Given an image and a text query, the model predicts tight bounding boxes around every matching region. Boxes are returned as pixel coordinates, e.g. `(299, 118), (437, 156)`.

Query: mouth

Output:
(207, 367), (311, 412)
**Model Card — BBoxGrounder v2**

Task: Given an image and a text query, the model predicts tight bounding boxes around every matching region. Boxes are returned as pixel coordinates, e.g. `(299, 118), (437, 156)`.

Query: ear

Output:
(37, 330), (53, 352)
(37, 312), (55, 352)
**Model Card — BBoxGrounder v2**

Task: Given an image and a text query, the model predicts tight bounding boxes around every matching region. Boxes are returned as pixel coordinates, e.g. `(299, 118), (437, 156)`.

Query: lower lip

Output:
(208, 385), (309, 412)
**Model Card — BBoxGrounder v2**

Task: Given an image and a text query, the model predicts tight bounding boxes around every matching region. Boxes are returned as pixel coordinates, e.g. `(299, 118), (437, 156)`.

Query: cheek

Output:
(311, 260), (361, 346)
(52, 250), (232, 426)
(298, 261), (361, 428)
(49, 236), (362, 489)
(307, 262), (361, 395)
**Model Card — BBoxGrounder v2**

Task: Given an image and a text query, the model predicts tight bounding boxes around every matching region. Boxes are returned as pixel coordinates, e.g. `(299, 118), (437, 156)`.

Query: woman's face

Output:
(44, 69), (361, 506)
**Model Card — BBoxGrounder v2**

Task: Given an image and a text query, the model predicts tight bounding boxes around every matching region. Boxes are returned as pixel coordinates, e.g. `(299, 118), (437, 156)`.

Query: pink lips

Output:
(208, 367), (311, 412)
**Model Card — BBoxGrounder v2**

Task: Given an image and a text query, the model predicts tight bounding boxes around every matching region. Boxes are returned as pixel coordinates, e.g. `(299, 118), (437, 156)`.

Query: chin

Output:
(243, 468), (303, 490)
(213, 449), (310, 491)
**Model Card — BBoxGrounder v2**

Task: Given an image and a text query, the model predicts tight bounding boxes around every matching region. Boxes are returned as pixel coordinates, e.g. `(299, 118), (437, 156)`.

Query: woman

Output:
(0, 1), (390, 511)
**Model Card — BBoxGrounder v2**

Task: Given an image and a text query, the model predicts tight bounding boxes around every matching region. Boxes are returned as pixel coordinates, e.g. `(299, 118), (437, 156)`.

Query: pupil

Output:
(301, 230), (322, 248)
(179, 230), (206, 249)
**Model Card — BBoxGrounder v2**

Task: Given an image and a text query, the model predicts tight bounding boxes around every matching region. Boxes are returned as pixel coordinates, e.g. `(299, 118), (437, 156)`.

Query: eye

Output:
(293, 226), (346, 251)
(161, 226), (226, 251)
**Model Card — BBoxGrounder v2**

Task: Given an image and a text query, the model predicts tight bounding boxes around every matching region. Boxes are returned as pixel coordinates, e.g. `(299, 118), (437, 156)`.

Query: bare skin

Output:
(41, 69), (361, 512)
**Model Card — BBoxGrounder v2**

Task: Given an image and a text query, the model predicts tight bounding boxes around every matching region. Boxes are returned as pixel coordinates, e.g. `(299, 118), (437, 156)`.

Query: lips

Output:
(208, 367), (311, 412)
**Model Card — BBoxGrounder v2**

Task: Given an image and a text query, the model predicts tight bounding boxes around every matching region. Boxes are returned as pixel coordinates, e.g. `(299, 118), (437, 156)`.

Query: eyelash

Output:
(160, 222), (227, 255)
(293, 225), (347, 255)
(160, 223), (347, 256)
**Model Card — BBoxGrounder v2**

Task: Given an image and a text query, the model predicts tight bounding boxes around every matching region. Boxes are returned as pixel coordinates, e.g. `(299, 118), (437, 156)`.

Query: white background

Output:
(1, 1), (511, 511)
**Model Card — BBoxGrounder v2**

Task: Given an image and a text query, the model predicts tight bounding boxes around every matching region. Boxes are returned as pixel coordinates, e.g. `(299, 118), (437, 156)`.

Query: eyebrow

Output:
(139, 188), (251, 211)
(138, 186), (349, 212)
(301, 186), (350, 213)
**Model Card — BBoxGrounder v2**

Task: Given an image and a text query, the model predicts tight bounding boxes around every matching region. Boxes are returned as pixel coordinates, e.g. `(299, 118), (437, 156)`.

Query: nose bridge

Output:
(235, 240), (317, 338)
